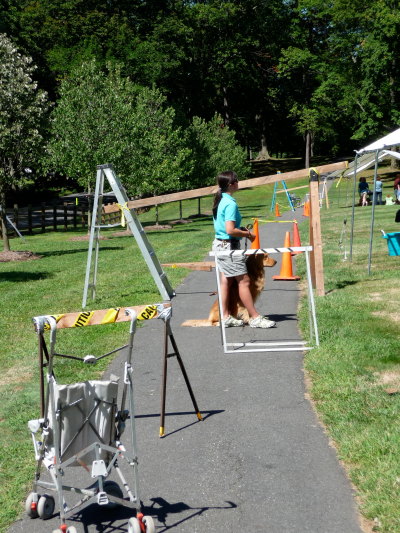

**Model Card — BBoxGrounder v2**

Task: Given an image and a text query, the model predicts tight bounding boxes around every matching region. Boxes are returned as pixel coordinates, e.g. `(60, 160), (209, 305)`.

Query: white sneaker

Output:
(223, 315), (244, 327)
(249, 315), (276, 328)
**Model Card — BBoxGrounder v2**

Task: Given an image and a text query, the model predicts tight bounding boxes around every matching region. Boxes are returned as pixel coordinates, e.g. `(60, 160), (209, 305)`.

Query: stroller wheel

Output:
(103, 480), (123, 509)
(37, 494), (55, 519)
(143, 515), (155, 532)
(25, 492), (40, 518)
(127, 517), (141, 533)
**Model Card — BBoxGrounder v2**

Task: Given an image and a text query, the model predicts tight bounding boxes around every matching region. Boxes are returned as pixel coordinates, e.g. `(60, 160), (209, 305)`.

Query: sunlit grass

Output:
(298, 175), (400, 533)
(1, 173), (398, 532)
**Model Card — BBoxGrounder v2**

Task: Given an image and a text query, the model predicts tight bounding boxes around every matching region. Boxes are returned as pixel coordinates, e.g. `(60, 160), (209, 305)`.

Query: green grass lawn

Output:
(298, 175), (400, 533)
(0, 175), (399, 532)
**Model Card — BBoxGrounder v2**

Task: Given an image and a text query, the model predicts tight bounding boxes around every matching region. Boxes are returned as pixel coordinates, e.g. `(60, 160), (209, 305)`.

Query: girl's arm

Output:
(225, 220), (255, 242)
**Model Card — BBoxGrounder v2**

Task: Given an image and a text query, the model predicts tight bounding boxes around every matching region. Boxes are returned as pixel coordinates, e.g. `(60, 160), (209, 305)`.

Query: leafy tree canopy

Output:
(0, 32), (49, 249)
(45, 61), (192, 196)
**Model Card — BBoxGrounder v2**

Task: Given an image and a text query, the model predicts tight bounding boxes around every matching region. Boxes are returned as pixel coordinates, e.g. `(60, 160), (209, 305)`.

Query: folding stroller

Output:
(26, 306), (158, 533)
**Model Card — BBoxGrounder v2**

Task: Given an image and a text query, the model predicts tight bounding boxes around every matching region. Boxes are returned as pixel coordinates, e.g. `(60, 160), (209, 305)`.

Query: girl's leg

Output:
(236, 273), (259, 319)
(219, 272), (234, 319)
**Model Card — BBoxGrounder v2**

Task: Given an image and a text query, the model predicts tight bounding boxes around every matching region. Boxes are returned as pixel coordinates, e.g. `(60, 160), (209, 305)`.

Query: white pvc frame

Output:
(209, 247), (319, 353)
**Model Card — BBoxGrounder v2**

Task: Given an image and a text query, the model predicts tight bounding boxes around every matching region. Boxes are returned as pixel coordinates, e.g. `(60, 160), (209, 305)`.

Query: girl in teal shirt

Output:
(212, 171), (276, 329)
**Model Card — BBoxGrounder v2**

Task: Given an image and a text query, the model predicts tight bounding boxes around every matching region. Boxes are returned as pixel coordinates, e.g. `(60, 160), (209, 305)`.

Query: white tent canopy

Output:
(327, 127), (400, 179)
(346, 149), (400, 175)
(357, 127), (400, 154)
(350, 127), (400, 274)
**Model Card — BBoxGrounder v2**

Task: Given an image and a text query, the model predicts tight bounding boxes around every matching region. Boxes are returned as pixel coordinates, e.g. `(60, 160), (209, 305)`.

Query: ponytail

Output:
(212, 171), (238, 219)
(212, 189), (223, 219)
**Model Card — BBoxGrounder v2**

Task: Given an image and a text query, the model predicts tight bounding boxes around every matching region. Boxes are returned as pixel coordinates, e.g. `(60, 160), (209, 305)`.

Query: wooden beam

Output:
(162, 262), (215, 271)
(276, 184), (310, 193)
(308, 170), (325, 296)
(35, 303), (171, 330)
(126, 161), (347, 209)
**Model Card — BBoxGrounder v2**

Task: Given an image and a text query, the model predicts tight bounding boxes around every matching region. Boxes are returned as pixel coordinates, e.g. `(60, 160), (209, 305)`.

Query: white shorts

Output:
(212, 239), (247, 278)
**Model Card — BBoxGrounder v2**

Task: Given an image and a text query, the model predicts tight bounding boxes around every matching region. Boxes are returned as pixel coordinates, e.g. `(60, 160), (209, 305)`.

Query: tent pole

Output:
(349, 153), (358, 261)
(367, 150), (380, 275)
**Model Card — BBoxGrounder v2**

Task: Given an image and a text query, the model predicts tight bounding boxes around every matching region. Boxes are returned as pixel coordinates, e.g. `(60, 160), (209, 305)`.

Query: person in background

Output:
(374, 177), (383, 205)
(358, 177), (370, 206)
(394, 174), (400, 204)
(212, 170), (276, 329)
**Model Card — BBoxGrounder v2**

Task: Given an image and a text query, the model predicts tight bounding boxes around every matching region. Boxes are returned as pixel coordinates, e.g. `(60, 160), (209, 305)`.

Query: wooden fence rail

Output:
(1, 200), (150, 237)
(1, 161), (346, 239)
(2, 201), (90, 236)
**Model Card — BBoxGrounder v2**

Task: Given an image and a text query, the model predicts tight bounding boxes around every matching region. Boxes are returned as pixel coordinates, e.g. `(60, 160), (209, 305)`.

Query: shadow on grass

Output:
(0, 271), (52, 282)
(325, 279), (359, 294)
(39, 246), (124, 257)
(144, 227), (205, 236)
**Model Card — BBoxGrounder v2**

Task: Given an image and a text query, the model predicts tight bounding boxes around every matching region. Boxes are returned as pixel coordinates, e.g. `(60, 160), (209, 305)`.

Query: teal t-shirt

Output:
(214, 193), (242, 240)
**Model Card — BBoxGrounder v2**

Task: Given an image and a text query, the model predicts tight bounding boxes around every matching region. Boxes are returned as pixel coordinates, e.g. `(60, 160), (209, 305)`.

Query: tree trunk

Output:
(305, 130), (312, 169)
(390, 151), (400, 170)
(255, 114), (270, 160)
(222, 86), (229, 127)
(0, 201), (10, 252)
(258, 131), (270, 160)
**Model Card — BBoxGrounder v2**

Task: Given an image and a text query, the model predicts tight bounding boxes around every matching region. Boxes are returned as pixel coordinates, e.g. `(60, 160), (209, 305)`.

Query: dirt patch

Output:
(374, 370), (400, 390)
(170, 219), (191, 225)
(111, 230), (131, 237)
(69, 235), (108, 241)
(144, 224), (172, 231)
(0, 250), (41, 263)
(0, 365), (32, 387)
(372, 310), (400, 322)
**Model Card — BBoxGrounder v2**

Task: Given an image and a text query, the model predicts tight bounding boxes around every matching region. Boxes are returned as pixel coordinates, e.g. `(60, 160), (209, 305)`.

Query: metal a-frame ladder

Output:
(82, 164), (175, 308)
(270, 180), (295, 212)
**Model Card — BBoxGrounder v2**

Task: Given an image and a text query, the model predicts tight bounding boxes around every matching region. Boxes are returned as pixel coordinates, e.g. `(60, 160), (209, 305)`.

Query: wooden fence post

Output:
(63, 202), (68, 231)
(81, 205), (86, 229)
(41, 203), (46, 233)
(27, 204), (33, 235)
(309, 169), (325, 296)
(53, 200), (57, 231)
(73, 203), (77, 228)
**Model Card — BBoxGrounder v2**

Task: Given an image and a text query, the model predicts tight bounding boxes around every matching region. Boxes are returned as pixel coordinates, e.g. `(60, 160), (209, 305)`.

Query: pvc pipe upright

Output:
(349, 153), (359, 261)
(368, 150), (381, 275)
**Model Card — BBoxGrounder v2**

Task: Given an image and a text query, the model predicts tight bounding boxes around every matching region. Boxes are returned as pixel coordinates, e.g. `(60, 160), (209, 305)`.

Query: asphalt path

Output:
(10, 206), (364, 533)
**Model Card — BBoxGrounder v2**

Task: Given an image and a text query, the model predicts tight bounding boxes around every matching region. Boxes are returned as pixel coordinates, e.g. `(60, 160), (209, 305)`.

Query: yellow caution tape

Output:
(100, 308), (120, 324)
(73, 311), (95, 327)
(137, 305), (158, 320)
(117, 202), (130, 227)
(43, 314), (65, 331)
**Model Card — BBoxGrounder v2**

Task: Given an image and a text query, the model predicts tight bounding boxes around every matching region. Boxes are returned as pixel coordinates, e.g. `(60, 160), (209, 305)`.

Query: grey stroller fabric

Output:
(51, 380), (118, 465)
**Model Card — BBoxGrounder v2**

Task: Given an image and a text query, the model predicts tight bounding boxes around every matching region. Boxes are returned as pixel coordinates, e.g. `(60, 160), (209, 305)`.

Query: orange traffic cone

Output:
(275, 203), (281, 217)
(251, 218), (260, 249)
(303, 200), (310, 217)
(273, 232), (300, 281)
(291, 221), (303, 255)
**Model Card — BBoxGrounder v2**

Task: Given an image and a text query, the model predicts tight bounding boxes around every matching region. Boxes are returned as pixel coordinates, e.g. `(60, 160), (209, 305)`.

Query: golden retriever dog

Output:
(208, 253), (276, 325)
(181, 253), (276, 327)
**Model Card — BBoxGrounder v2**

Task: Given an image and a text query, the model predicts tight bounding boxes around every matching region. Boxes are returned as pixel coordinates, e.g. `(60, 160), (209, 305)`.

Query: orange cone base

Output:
(273, 274), (300, 281)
